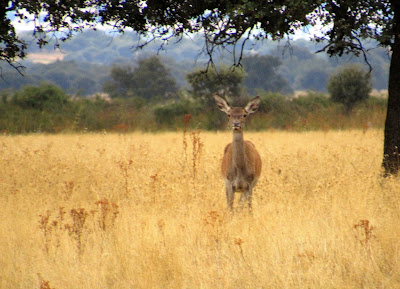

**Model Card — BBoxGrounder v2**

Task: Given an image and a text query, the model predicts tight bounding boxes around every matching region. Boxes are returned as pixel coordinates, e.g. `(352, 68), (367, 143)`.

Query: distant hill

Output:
(0, 30), (390, 95)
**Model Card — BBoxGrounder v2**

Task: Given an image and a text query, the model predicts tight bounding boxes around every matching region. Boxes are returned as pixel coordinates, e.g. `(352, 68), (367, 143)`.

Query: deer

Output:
(214, 94), (262, 211)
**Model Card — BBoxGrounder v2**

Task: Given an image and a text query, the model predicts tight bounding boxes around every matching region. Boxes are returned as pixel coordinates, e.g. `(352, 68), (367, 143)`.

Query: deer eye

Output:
(227, 114), (231, 117)
(243, 114), (247, 118)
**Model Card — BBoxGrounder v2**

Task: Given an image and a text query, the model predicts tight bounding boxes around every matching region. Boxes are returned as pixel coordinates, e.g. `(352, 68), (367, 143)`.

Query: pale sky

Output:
(9, 9), (325, 41)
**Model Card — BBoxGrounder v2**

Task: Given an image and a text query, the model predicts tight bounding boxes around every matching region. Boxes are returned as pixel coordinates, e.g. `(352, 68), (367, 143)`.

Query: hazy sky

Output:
(8, 8), (329, 42)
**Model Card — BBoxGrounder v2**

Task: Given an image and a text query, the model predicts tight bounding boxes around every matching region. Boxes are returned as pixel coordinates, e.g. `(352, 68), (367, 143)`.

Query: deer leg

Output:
(239, 192), (246, 208)
(246, 189), (253, 212)
(239, 185), (253, 212)
(225, 182), (234, 211)
(247, 178), (259, 212)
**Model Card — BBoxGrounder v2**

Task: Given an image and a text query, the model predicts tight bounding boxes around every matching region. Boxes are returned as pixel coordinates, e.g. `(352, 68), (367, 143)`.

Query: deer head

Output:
(214, 94), (260, 131)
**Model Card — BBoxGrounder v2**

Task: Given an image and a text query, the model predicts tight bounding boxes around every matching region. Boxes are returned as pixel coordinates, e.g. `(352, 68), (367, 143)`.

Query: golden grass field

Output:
(1, 130), (400, 288)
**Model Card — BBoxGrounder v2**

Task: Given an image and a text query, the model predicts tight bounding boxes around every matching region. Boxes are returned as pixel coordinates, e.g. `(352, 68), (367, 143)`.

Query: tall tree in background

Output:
(2, 1), (399, 175)
(242, 55), (293, 95)
(298, 68), (330, 92)
(327, 64), (372, 114)
(103, 65), (135, 98)
(132, 56), (178, 99)
(186, 66), (245, 108)
(103, 56), (177, 100)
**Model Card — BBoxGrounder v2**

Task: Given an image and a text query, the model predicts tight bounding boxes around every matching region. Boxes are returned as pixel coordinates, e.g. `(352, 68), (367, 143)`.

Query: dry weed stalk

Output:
(182, 114), (192, 165)
(56, 207), (66, 231)
(203, 211), (224, 245)
(37, 273), (56, 289)
(149, 173), (159, 203)
(117, 159), (133, 196)
(158, 219), (166, 248)
(181, 115), (204, 179)
(39, 200), (120, 255)
(190, 130), (203, 178)
(38, 210), (53, 254)
(234, 237), (246, 261)
(94, 198), (119, 231)
(353, 219), (376, 248)
(38, 207), (68, 254)
(65, 208), (88, 254)
(63, 181), (74, 200)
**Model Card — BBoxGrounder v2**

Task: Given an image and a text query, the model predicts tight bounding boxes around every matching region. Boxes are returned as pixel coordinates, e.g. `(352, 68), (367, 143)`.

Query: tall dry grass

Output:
(1, 130), (400, 288)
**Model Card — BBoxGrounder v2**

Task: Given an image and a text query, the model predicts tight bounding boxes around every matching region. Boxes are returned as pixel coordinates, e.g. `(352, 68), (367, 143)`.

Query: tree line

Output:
(0, 59), (385, 133)
(103, 55), (375, 114)
(0, 52), (383, 101)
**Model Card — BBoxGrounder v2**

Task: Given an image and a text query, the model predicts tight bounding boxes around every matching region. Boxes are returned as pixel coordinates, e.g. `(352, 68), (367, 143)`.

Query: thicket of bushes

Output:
(0, 84), (387, 134)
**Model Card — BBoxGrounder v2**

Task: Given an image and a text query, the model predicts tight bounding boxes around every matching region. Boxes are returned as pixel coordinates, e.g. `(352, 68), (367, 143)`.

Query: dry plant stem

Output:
(182, 114), (191, 166)
(37, 273), (55, 289)
(354, 219), (376, 248)
(117, 159), (133, 196)
(38, 198), (119, 257)
(66, 208), (88, 254)
(190, 130), (203, 179)
(95, 199), (119, 231)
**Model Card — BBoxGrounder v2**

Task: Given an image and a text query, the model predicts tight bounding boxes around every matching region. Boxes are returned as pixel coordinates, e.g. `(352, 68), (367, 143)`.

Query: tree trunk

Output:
(383, 2), (400, 176)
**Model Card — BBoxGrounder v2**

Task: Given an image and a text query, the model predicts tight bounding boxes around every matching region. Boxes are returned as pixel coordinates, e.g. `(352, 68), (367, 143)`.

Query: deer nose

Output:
(232, 121), (241, 128)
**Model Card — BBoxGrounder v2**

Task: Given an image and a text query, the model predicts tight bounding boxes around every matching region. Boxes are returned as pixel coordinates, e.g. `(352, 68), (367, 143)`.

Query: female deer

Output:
(214, 94), (262, 211)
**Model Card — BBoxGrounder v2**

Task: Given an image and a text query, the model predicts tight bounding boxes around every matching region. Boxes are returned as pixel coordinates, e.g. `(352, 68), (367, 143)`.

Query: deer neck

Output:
(232, 130), (246, 168)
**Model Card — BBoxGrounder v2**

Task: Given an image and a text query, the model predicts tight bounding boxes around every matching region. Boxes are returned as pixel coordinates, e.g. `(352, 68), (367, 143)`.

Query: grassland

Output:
(1, 130), (400, 288)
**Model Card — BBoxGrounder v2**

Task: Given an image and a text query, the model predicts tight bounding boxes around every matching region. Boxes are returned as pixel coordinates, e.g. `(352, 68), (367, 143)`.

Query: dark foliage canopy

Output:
(3, 1), (393, 67)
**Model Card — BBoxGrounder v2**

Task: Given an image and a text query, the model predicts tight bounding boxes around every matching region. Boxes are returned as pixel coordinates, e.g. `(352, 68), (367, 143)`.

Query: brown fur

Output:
(222, 141), (262, 181)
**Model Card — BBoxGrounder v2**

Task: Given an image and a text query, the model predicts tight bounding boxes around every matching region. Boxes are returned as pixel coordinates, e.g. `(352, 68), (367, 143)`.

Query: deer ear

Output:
(245, 96), (260, 114)
(214, 94), (231, 114)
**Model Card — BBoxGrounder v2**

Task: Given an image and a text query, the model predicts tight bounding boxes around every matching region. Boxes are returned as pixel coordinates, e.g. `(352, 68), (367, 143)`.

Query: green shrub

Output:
(154, 99), (200, 127)
(12, 82), (71, 112)
(292, 92), (331, 109)
(327, 64), (372, 113)
(258, 92), (289, 114)
(0, 85), (387, 133)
